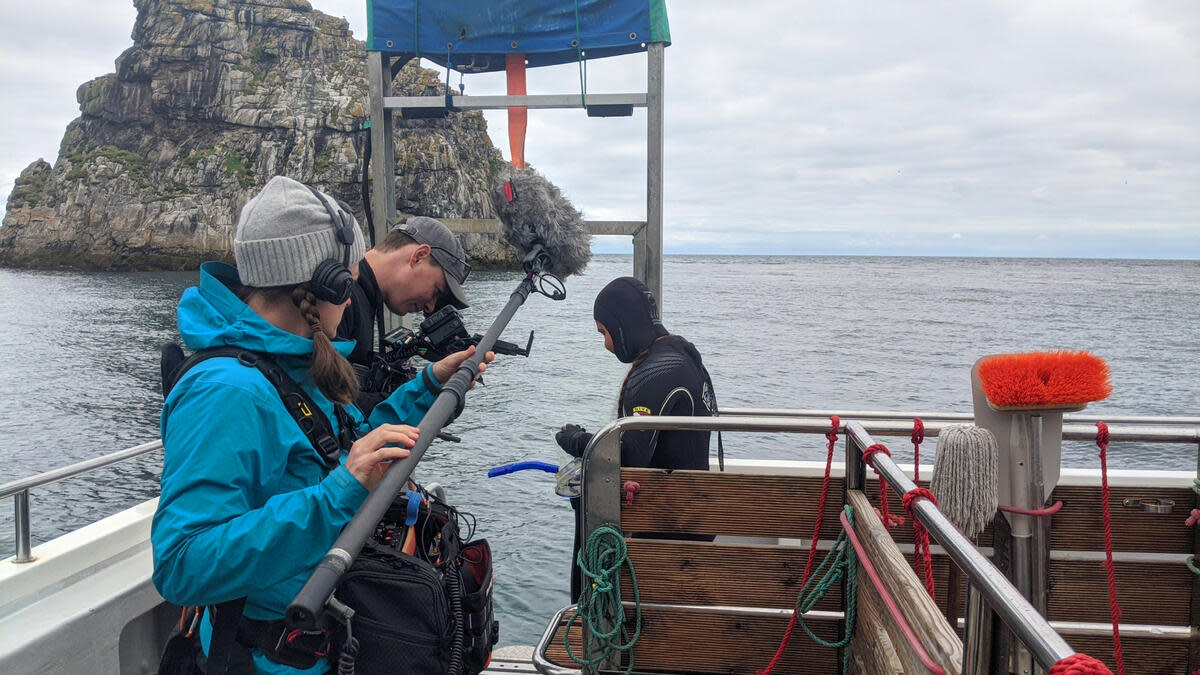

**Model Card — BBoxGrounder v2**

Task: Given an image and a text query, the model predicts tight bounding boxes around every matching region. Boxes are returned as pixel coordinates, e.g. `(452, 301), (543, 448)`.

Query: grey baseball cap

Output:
(393, 216), (470, 309)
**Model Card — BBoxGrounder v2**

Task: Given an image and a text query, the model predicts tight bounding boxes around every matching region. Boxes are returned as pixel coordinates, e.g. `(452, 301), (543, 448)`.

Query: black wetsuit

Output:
(617, 335), (715, 469)
(569, 276), (719, 600)
(337, 258), (389, 415)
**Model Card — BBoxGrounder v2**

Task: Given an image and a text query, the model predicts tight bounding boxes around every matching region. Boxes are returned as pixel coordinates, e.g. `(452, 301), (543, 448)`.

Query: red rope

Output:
(1095, 422), (1125, 675)
(1186, 509), (1200, 528)
(902, 487), (939, 600)
(1049, 653), (1114, 675)
(862, 444), (904, 529)
(911, 417), (925, 483)
(757, 415), (839, 675)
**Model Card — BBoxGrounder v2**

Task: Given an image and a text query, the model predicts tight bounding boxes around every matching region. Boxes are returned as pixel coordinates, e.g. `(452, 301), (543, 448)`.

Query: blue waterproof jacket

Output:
(152, 262), (442, 673)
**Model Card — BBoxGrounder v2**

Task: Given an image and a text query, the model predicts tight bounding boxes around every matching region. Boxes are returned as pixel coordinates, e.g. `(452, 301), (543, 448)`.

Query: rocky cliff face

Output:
(1, 0), (517, 270)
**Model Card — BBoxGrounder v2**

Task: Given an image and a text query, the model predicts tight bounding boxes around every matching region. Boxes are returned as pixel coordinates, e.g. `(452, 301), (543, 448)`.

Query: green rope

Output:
(1192, 477), (1200, 496)
(790, 506), (858, 672)
(564, 524), (641, 674)
(1188, 556), (1200, 576)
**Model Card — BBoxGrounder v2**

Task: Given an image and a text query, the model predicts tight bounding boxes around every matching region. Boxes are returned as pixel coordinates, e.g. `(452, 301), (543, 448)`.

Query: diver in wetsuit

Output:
(556, 276), (719, 600)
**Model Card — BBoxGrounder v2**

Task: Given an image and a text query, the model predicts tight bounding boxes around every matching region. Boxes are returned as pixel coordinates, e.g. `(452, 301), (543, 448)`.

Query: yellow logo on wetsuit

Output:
(632, 406), (652, 416)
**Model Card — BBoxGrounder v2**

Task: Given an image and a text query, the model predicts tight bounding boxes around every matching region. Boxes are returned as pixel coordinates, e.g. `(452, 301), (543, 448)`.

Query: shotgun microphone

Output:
(491, 163), (592, 279)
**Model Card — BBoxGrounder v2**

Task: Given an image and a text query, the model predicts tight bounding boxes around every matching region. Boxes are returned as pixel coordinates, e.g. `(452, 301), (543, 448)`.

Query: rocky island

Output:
(1, 0), (520, 270)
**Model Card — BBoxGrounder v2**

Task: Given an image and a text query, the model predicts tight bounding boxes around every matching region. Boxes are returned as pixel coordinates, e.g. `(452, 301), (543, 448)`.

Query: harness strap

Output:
(207, 598), (248, 675)
(162, 345), (349, 469)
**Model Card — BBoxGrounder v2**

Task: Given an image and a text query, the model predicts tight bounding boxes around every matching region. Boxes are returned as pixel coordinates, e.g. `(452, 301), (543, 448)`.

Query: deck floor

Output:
(483, 645), (546, 673)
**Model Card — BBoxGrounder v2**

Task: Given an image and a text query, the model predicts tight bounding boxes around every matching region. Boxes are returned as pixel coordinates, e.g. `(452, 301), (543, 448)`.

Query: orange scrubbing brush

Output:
(976, 350), (1112, 410)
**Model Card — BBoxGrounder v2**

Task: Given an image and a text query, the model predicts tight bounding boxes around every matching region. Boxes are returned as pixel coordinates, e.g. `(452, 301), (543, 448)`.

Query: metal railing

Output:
(1, 440), (163, 563)
(8, 408), (1197, 565)
(842, 421), (1078, 668)
(556, 413), (1199, 674)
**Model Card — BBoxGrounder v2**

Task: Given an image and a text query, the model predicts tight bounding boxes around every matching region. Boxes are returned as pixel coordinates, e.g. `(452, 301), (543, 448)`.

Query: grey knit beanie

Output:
(234, 175), (367, 288)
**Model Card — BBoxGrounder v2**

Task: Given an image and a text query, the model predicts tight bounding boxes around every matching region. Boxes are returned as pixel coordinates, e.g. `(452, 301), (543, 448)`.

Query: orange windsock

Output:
(506, 53), (527, 169)
(977, 350), (1112, 409)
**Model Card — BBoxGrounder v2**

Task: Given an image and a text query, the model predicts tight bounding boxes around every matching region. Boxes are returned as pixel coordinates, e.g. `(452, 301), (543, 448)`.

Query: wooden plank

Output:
(849, 567), (905, 675)
(855, 480), (1192, 553)
(847, 490), (963, 674)
(619, 468), (847, 540)
(919, 553), (1190, 627)
(1048, 483), (1194, 554)
(543, 605), (840, 674)
(621, 539), (841, 612)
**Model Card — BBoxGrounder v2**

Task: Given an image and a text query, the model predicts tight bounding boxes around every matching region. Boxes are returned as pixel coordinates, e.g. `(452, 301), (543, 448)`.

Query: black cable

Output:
(359, 124), (375, 247)
(445, 558), (466, 675)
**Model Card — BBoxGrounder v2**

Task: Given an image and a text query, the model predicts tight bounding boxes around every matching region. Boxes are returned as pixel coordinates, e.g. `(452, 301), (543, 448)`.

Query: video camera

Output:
(362, 306), (533, 395)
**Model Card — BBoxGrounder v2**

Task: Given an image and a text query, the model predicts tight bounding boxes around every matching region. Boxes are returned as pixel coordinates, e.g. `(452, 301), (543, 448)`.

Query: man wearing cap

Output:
(338, 216), (472, 413)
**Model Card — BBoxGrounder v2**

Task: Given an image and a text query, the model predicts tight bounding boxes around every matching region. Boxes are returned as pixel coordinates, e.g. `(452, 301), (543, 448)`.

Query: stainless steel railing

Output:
(1, 439), (163, 563)
(562, 413), (1198, 674)
(842, 420), (1079, 667)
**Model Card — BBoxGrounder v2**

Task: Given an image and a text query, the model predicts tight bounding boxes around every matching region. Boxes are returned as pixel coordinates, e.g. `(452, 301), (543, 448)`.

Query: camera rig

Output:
(362, 305), (533, 395)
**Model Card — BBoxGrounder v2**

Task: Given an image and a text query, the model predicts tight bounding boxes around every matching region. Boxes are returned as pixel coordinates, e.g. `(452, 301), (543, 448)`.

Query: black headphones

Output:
(306, 186), (357, 304)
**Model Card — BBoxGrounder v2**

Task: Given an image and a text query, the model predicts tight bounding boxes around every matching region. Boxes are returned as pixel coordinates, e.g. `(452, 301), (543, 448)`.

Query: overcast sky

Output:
(2, 1), (1197, 258)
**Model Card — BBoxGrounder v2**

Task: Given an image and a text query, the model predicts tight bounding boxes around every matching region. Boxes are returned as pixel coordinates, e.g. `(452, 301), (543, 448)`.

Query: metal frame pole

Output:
(13, 491), (34, 563)
(367, 52), (399, 337)
(641, 42), (665, 307)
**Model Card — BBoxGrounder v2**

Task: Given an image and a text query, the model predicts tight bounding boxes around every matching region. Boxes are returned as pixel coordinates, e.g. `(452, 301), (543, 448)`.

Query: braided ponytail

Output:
(292, 285), (360, 404)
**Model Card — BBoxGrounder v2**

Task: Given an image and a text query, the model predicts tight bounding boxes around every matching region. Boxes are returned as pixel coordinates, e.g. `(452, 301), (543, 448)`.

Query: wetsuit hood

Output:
(593, 276), (669, 363)
(177, 262), (355, 359)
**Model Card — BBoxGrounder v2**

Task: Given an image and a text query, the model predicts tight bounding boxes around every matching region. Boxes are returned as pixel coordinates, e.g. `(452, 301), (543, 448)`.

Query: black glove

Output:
(555, 423), (594, 458)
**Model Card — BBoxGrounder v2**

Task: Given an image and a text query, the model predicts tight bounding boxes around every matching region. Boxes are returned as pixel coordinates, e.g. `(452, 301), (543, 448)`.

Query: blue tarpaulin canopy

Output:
(366, 0), (670, 71)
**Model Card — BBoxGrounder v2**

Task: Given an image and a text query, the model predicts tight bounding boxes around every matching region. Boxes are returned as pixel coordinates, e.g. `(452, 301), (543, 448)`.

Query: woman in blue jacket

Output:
(152, 175), (489, 674)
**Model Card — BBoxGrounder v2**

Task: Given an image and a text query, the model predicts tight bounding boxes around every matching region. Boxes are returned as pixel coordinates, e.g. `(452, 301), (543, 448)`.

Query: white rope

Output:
(930, 424), (999, 539)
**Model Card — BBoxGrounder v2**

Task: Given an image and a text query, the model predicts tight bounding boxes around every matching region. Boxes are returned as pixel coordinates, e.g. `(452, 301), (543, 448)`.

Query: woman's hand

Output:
(345, 424), (419, 491)
(431, 345), (496, 388)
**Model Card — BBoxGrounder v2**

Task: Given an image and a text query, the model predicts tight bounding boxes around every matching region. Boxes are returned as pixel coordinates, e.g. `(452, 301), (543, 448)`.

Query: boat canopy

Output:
(365, 0), (670, 70)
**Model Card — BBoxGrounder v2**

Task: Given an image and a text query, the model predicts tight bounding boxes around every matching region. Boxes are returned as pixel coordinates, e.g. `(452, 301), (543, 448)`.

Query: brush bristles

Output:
(978, 350), (1112, 408)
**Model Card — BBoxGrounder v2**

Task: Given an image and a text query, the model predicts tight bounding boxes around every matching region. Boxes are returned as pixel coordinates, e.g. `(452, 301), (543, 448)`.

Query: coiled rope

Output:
(564, 524), (641, 674)
(1049, 653), (1114, 675)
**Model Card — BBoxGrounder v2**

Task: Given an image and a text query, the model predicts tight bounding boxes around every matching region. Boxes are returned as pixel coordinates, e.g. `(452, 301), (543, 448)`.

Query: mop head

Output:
(976, 350), (1112, 410)
(930, 424), (999, 539)
(490, 163), (592, 279)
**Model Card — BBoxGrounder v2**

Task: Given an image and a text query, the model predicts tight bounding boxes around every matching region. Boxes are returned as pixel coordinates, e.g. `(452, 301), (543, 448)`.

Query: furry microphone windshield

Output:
(490, 164), (592, 278)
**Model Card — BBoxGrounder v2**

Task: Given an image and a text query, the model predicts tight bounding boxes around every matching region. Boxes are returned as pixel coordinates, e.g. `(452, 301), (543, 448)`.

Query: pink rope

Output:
(998, 500), (1064, 517)
(840, 509), (945, 675)
(1186, 509), (1200, 528)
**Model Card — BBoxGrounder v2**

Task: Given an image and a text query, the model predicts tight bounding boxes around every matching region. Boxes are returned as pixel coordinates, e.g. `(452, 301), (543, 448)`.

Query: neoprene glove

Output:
(555, 423), (594, 458)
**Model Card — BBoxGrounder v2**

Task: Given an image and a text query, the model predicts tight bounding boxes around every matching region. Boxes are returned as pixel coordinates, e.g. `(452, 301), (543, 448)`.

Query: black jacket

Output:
(337, 259), (390, 414)
(338, 258), (384, 369)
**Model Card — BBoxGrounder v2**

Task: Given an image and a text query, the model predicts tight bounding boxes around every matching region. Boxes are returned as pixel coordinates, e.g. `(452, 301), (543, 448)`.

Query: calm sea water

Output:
(1, 255), (1197, 645)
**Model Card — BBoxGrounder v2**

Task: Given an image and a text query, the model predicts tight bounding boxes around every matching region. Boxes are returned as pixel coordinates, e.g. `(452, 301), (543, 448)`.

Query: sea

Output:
(1, 254), (1197, 646)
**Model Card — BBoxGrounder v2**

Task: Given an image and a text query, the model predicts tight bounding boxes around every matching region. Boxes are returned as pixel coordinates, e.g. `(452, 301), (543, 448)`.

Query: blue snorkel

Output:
(486, 461), (560, 477)
(488, 458), (583, 499)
